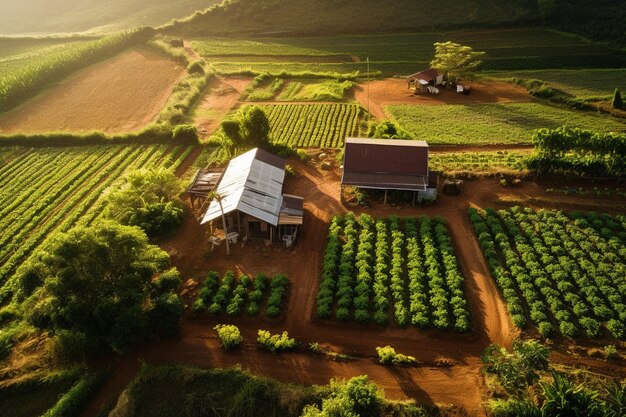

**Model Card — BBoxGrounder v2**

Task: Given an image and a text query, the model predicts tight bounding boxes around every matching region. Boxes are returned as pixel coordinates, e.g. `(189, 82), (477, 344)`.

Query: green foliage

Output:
(302, 375), (382, 417)
(221, 106), (272, 151)
(482, 339), (550, 395)
(172, 124), (200, 143)
(603, 345), (619, 361)
(105, 167), (184, 238)
(42, 372), (108, 417)
(267, 275), (289, 318)
(430, 41), (486, 83)
(214, 324), (243, 350)
(367, 121), (410, 140)
(527, 126), (626, 177)
(613, 88), (624, 109)
(19, 222), (182, 354)
(187, 60), (205, 75)
(257, 330), (297, 352)
(376, 346), (417, 365)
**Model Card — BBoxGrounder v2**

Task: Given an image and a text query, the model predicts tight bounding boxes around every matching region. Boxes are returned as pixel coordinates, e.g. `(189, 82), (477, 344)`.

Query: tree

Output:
(613, 88), (623, 109)
(221, 106), (271, 151)
(430, 41), (486, 84)
(105, 168), (184, 238)
(172, 124), (199, 143)
(301, 376), (382, 417)
(18, 222), (182, 354)
(207, 191), (230, 256)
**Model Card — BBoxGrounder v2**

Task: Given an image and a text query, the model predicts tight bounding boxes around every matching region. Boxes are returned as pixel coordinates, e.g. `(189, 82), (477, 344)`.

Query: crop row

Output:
(259, 104), (360, 148)
(0, 145), (194, 301)
(193, 271), (289, 318)
(469, 207), (626, 339)
(317, 213), (470, 331)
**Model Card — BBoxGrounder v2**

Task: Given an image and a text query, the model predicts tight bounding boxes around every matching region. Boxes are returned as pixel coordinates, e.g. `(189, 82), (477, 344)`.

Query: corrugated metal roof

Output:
(187, 168), (224, 197)
(407, 68), (439, 82)
(201, 148), (286, 226)
(343, 138), (429, 177)
(342, 172), (427, 191)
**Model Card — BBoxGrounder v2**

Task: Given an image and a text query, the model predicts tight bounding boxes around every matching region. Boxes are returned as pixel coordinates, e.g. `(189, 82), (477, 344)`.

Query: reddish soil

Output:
(0, 48), (185, 134)
(193, 76), (252, 139)
(83, 159), (626, 417)
(355, 78), (531, 120)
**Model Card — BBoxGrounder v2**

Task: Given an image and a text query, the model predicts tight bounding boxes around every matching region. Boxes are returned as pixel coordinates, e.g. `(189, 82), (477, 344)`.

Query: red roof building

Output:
(342, 137), (430, 192)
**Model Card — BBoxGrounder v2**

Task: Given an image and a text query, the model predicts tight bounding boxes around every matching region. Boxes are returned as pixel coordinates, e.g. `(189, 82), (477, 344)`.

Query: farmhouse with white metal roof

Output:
(199, 148), (303, 246)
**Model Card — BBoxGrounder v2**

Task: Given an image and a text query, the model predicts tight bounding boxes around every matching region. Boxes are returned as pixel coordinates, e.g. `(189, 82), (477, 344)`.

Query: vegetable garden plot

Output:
(258, 104), (361, 148)
(469, 207), (626, 339)
(0, 145), (195, 301)
(316, 213), (470, 331)
(193, 271), (289, 318)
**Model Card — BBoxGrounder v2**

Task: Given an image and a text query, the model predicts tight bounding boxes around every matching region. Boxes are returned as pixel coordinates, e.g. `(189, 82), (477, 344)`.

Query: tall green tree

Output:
(19, 222), (183, 354)
(430, 41), (486, 84)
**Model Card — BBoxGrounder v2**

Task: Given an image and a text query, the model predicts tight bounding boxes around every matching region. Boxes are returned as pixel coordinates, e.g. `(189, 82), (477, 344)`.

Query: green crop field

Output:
(259, 103), (361, 148)
(0, 145), (195, 301)
(487, 69), (626, 99)
(317, 213), (470, 330)
(429, 150), (530, 174)
(387, 103), (626, 145)
(470, 207), (626, 339)
(194, 28), (626, 76)
(0, 38), (92, 77)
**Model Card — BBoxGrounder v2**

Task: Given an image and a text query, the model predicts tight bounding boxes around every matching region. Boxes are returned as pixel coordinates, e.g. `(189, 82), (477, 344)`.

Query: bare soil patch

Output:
(0, 48), (185, 134)
(355, 78), (531, 120)
(193, 76), (252, 139)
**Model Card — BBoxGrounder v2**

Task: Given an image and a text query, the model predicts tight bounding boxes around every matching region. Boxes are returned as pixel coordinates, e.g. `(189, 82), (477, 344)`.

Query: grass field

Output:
(194, 28), (626, 76)
(387, 103), (626, 145)
(487, 69), (626, 99)
(259, 103), (361, 148)
(0, 48), (184, 134)
(0, 145), (195, 302)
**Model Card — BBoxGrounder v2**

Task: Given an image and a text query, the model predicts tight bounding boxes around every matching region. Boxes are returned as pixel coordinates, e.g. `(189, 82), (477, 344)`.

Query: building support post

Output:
(384, 189), (388, 205)
(412, 191), (417, 206)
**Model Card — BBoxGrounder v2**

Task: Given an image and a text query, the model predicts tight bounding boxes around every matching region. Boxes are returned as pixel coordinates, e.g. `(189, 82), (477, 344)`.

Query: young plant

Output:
(376, 345), (417, 365)
(257, 330), (297, 352)
(214, 324), (243, 350)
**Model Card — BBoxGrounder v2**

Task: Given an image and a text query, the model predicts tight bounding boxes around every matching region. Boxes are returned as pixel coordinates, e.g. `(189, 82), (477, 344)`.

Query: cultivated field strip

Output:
(470, 207), (626, 339)
(259, 104), (360, 148)
(0, 145), (195, 300)
(317, 213), (470, 331)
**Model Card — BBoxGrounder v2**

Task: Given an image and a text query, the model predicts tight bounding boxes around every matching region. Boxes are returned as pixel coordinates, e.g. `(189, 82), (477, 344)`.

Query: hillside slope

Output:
(0, 0), (220, 35)
(165, 0), (540, 36)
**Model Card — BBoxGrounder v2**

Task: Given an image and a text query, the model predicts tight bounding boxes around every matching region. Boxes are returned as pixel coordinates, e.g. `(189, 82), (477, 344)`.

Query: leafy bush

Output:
(172, 124), (199, 143)
(376, 346), (417, 365)
(214, 324), (243, 350)
(257, 330), (296, 352)
(266, 274), (289, 317)
(105, 167), (184, 238)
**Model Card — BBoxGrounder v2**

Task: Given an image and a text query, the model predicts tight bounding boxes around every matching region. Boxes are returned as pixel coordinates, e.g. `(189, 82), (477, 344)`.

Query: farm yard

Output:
(0, 48), (185, 134)
(1, 7), (626, 417)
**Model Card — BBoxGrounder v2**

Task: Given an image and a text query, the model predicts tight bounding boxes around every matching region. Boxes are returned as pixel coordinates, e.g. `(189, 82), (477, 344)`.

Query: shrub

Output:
(257, 330), (296, 352)
(376, 345), (417, 365)
(187, 61), (205, 75)
(214, 324), (243, 350)
(172, 124), (199, 143)
(603, 345), (619, 361)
